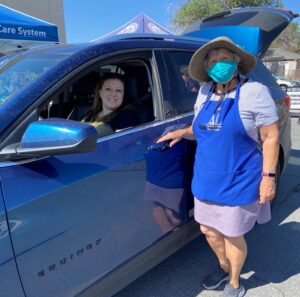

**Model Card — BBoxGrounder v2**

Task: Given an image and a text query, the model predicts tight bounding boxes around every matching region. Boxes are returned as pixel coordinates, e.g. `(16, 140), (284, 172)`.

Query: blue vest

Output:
(192, 78), (262, 206)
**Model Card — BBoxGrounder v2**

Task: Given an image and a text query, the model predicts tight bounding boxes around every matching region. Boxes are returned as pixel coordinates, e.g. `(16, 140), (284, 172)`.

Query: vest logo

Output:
(202, 109), (222, 131)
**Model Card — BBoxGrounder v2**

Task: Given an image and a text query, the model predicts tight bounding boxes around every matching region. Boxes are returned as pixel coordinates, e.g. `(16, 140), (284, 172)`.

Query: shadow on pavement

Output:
(244, 214), (300, 290)
(243, 147), (300, 291)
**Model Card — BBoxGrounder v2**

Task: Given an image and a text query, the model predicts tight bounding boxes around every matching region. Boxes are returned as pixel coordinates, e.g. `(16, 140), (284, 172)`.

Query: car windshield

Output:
(0, 50), (72, 106)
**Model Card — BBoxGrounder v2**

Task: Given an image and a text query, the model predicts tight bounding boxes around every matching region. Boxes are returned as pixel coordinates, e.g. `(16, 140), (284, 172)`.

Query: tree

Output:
(271, 22), (300, 52)
(171, 0), (222, 28)
(223, 0), (283, 9)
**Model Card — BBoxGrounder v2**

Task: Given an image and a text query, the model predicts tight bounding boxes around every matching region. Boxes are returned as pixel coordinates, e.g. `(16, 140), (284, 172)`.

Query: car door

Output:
(155, 49), (199, 218)
(0, 50), (189, 297)
(0, 185), (25, 297)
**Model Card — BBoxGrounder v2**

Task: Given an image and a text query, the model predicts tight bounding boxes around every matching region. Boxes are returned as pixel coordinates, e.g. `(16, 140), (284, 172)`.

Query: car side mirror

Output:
(0, 119), (98, 160)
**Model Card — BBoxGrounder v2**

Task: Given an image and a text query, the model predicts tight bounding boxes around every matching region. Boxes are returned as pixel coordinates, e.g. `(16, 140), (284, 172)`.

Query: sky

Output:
(64, 0), (300, 43)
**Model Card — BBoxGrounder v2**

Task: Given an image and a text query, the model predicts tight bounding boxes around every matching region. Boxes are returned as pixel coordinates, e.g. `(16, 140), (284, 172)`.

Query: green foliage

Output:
(222, 0), (283, 9)
(271, 21), (300, 52)
(172, 0), (222, 27)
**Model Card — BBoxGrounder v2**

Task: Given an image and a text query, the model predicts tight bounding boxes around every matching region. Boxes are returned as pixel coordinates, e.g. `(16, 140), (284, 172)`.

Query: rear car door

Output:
(0, 49), (189, 297)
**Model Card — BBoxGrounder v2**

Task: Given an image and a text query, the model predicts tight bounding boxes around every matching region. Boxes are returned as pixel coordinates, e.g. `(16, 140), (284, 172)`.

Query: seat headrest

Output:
(124, 75), (140, 104)
(71, 72), (100, 101)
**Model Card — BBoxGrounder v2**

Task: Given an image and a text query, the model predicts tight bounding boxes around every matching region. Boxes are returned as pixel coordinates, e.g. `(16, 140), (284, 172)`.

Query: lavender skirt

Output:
(194, 197), (271, 237)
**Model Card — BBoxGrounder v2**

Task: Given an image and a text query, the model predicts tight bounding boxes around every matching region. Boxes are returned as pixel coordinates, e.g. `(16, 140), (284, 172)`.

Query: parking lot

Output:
(288, 87), (300, 116)
(115, 117), (300, 297)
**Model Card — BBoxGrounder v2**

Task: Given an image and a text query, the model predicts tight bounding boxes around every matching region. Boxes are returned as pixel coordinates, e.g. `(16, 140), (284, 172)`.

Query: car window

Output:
(159, 50), (200, 116)
(37, 57), (155, 138)
(0, 51), (72, 106)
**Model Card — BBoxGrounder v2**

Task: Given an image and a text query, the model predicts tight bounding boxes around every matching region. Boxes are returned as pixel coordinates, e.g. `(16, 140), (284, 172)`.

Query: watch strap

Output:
(262, 172), (276, 177)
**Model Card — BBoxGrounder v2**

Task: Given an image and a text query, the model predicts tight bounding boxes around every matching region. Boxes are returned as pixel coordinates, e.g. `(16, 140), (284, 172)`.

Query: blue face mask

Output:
(207, 60), (237, 84)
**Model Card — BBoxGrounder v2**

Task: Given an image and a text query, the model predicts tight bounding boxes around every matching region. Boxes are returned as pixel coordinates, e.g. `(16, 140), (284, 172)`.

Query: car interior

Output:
(38, 59), (156, 136)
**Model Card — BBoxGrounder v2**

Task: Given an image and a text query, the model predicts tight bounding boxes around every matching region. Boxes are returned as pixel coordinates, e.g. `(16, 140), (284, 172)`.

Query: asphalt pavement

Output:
(115, 117), (300, 297)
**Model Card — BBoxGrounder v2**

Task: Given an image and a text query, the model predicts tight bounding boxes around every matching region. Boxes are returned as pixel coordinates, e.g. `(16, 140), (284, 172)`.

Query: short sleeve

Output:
(252, 84), (279, 128)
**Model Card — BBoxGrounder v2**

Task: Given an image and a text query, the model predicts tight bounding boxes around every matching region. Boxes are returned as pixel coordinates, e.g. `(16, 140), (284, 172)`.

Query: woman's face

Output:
(206, 48), (239, 68)
(99, 78), (124, 111)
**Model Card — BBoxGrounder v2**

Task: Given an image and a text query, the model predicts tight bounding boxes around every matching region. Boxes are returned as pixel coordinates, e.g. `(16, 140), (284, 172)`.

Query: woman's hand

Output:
(258, 176), (276, 204)
(156, 126), (194, 147)
(156, 129), (184, 147)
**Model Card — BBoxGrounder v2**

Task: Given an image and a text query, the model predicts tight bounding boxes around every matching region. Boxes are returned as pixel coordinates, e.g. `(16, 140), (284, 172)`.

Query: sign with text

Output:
(0, 4), (59, 42)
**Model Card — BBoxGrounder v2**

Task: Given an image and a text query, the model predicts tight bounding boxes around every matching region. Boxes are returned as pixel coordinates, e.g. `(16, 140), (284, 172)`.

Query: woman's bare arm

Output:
(258, 122), (280, 204)
(157, 126), (195, 147)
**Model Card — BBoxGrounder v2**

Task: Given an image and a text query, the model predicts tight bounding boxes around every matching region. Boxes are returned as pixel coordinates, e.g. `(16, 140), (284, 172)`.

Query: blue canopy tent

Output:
(91, 13), (174, 42)
(0, 4), (59, 54)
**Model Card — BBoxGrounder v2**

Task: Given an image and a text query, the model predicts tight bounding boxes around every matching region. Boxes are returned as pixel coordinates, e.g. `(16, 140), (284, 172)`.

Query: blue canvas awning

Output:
(0, 4), (59, 42)
(91, 13), (173, 42)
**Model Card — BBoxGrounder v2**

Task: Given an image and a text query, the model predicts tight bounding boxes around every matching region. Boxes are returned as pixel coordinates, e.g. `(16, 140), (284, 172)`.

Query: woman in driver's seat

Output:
(82, 72), (140, 136)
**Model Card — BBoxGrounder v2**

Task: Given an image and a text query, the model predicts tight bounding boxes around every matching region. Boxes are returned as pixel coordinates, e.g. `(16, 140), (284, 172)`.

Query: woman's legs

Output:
(200, 224), (247, 288)
(200, 225), (229, 272)
(224, 235), (247, 288)
(152, 204), (173, 233)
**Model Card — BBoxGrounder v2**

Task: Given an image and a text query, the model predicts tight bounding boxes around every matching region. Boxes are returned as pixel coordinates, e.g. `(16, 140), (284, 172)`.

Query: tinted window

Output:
(0, 51), (72, 106)
(38, 57), (155, 138)
(160, 51), (199, 116)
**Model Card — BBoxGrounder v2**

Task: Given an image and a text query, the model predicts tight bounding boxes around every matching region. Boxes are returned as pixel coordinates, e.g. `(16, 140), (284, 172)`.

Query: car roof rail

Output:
(91, 33), (208, 44)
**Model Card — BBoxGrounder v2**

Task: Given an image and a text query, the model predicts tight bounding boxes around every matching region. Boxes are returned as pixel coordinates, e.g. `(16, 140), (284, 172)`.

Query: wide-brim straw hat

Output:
(189, 36), (257, 82)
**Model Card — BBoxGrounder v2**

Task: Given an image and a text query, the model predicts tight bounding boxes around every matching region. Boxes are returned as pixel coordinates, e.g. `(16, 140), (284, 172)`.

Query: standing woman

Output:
(157, 37), (279, 297)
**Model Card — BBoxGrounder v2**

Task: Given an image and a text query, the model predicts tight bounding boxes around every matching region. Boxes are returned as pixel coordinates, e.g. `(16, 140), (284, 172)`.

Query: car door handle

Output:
(147, 140), (171, 152)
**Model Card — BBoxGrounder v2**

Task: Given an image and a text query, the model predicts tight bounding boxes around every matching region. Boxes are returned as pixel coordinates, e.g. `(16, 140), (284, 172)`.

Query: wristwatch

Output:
(262, 172), (276, 177)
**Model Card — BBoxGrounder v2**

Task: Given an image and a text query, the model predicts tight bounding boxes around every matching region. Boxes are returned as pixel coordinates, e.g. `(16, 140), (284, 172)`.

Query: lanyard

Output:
(197, 77), (241, 131)
(203, 76), (241, 112)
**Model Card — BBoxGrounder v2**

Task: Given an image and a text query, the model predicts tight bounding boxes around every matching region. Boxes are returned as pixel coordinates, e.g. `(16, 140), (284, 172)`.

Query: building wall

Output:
(264, 60), (300, 81)
(0, 0), (66, 42)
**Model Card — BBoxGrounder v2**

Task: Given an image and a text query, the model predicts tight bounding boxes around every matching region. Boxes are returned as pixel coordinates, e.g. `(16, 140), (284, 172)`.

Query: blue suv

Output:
(0, 7), (295, 297)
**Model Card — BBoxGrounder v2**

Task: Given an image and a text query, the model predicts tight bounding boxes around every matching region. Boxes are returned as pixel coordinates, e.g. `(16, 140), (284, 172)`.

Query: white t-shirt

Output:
(193, 80), (279, 142)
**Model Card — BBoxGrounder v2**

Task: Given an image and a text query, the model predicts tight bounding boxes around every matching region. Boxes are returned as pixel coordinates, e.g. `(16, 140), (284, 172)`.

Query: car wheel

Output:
(271, 162), (281, 208)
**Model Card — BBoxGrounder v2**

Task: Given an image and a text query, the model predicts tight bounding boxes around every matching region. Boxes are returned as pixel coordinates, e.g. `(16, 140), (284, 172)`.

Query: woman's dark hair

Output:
(98, 72), (125, 90)
(90, 72), (125, 122)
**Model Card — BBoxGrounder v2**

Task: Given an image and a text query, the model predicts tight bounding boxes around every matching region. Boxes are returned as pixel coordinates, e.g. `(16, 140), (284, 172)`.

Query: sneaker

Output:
(219, 283), (246, 297)
(202, 267), (229, 290)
